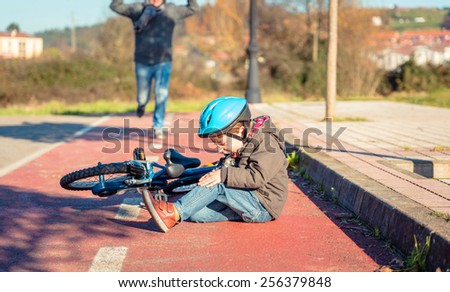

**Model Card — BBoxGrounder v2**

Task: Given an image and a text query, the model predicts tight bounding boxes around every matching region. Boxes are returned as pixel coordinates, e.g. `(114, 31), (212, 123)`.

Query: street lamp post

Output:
(245, 0), (261, 103)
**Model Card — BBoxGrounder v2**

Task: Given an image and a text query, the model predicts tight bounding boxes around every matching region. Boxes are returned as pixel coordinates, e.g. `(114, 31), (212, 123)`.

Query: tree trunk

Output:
(326, 0), (338, 119)
(312, 17), (318, 62)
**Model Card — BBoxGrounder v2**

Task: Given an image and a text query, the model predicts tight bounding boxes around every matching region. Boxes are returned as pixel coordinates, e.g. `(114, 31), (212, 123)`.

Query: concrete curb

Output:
(298, 148), (450, 271)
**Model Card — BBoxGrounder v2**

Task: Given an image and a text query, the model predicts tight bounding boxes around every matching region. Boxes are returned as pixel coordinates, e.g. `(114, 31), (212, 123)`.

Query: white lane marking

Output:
(0, 115), (112, 178)
(90, 152), (159, 272)
(115, 197), (142, 220)
(89, 247), (128, 272)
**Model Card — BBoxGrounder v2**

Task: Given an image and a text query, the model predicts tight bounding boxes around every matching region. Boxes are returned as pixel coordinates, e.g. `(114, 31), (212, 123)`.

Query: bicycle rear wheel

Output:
(60, 162), (139, 191)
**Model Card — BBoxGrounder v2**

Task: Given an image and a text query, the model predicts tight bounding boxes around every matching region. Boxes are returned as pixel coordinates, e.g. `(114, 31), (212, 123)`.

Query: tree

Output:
(202, 0), (248, 69)
(184, 0), (250, 88)
(306, 0), (324, 63)
(258, 1), (309, 94)
(7, 23), (20, 33)
(94, 17), (134, 63)
(337, 5), (386, 96)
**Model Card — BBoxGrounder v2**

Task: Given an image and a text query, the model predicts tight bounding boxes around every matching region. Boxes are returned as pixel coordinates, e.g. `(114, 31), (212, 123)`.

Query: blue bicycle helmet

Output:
(198, 96), (251, 138)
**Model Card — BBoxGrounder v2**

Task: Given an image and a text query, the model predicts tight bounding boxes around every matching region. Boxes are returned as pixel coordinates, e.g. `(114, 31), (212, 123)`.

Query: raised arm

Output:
(174, 0), (200, 20)
(110, 0), (144, 19)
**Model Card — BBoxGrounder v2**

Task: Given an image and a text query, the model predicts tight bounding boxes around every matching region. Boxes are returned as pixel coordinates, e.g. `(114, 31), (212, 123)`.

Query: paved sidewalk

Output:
(251, 101), (450, 270)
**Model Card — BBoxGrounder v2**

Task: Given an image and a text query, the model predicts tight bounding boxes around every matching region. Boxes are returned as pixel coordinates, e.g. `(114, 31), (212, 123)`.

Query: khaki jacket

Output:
(221, 116), (289, 219)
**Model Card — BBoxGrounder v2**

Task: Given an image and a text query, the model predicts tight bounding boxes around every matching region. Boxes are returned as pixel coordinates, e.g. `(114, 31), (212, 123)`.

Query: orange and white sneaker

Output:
(142, 190), (179, 232)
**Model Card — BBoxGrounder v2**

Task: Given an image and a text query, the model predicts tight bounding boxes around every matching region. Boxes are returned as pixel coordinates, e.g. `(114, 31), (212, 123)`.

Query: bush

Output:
(0, 55), (136, 106)
(377, 60), (450, 95)
(302, 60), (327, 97)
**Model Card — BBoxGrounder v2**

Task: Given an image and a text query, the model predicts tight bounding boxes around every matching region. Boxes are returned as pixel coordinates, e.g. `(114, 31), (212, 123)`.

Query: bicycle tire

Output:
(60, 162), (138, 191)
(163, 175), (203, 195)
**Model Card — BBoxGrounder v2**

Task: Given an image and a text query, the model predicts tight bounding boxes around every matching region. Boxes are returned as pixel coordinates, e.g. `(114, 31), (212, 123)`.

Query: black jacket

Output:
(110, 0), (199, 64)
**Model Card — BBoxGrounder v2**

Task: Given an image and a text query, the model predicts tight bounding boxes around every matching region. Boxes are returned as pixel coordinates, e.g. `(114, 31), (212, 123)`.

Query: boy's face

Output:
(210, 135), (243, 155)
(210, 125), (245, 155)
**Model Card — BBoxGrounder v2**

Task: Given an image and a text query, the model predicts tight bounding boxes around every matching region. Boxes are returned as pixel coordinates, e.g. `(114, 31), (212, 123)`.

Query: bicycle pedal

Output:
(133, 147), (146, 161)
(154, 193), (168, 202)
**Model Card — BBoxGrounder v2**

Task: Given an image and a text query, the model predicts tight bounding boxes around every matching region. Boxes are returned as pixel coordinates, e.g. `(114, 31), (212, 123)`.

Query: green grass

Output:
(0, 88), (448, 115)
(391, 8), (447, 32)
(287, 150), (301, 173)
(431, 211), (450, 222)
(0, 92), (305, 116)
(404, 235), (431, 272)
(340, 89), (450, 109)
(431, 146), (450, 152)
(373, 228), (382, 238)
(0, 100), (134, 115)
(332, 117), (369, 122)
(385, 89), (450, 109)
(0, 98), (210, 116)
(261, 91), (305, 103)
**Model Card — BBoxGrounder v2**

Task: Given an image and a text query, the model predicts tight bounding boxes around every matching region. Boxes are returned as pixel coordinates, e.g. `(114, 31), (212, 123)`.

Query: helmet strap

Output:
(225, 120), (252, 142)
(225, 132), (245, 142)
(242, 120), (253, 143)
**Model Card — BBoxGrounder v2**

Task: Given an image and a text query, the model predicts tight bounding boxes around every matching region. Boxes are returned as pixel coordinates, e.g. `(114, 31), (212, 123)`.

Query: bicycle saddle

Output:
(164, 149), (201, 178)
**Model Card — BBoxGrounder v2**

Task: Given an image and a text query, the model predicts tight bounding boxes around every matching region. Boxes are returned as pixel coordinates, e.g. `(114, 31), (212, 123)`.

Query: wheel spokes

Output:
(69, 173), (131, 189)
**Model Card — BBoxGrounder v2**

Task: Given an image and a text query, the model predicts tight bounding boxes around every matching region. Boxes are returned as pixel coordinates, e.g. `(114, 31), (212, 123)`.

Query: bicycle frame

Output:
(90, 160), (216, 196)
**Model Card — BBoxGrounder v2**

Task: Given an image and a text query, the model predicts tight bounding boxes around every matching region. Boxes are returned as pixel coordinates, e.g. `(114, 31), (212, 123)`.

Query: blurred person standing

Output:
(110, 0), (199, 139)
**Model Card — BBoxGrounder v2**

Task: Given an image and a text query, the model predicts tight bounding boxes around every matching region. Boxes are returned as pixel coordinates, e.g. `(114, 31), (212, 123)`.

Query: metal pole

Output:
(245, 0), (261, 103)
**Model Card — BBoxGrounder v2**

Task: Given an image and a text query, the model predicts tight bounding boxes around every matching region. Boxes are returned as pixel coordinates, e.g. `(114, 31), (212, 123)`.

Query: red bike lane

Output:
(0, 113), (398, 272)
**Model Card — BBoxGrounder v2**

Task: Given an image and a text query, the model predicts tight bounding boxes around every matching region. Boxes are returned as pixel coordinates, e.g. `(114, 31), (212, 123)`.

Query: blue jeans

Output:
(174, 183), (273, 223)
(135, 61), (172, 129)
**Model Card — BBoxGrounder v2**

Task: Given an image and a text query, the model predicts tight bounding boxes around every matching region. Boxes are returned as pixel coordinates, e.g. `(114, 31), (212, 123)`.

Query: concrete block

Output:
(300, 149), (450, 271)
(413, 160), (434, 178)
(433, 160), (450, 179)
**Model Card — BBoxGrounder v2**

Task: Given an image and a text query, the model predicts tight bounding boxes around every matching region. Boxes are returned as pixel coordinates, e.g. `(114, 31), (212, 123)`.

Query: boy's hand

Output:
(198, 169), (221, 188)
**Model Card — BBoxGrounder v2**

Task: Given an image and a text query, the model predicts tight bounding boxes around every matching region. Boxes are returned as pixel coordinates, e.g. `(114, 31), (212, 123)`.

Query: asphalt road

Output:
(0, 115), (109, 176)
(0, 113), (402, 272)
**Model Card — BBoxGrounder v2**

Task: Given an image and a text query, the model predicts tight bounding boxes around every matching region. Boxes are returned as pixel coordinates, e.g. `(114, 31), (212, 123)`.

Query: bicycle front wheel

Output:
(60, 162), (137, 191)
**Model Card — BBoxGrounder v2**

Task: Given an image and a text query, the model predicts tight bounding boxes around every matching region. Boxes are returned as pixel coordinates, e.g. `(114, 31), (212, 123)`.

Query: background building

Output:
(0, 30), (43, 59)
(372, 30), (450, 70)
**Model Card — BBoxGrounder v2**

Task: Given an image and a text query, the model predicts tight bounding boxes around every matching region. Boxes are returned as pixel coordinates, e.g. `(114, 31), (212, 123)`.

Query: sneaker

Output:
(153, 128), (166, 139)
(142, 189), (179, 232)
(136, 105), (145, 118)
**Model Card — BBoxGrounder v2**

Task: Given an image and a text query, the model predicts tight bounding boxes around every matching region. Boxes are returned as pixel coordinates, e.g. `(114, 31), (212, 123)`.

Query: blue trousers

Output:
(174, 183), (272, 223)
(135, 61), (172, 129)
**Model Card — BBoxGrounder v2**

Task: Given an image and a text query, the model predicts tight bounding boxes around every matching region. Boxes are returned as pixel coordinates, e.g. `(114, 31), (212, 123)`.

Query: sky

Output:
(0, 0), (211, 34)
(0, 0), (447, 34)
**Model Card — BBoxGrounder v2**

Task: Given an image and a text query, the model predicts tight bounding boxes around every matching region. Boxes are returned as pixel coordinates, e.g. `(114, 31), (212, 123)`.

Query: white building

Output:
(0, 30), (43, 59)
(371, 31), (450, 70)
(414, 45), (450, 66)
(373, 47), (411, 71)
